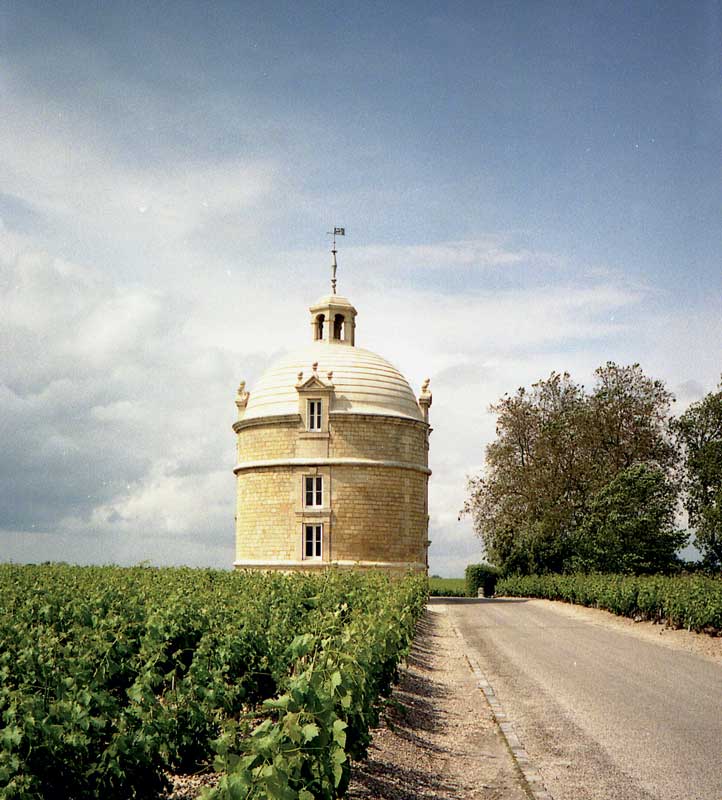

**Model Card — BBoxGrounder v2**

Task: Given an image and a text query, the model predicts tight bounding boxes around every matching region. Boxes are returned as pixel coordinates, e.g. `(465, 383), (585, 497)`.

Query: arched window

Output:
(333, 314), (344, 340)
(315, 314), (325, 340)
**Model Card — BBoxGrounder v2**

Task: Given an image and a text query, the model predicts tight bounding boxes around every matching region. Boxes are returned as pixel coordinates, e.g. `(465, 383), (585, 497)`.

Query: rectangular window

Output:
(308, 400), (322, 431)
(304, 475), (323, 507)
(304, 524), (322, 559)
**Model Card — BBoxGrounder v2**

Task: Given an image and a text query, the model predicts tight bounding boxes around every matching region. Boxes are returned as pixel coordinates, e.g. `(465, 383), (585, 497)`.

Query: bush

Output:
(496, 572), (722, 633)
(465, 564), (500, 597)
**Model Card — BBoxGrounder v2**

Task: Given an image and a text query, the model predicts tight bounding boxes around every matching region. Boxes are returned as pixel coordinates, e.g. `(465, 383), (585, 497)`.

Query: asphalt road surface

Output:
(443, 598), (722, 800)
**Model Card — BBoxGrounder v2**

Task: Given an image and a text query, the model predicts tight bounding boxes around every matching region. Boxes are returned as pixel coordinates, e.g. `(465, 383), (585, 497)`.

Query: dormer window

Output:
(314, 314), (325, 340)
(308, 400), (322, 430)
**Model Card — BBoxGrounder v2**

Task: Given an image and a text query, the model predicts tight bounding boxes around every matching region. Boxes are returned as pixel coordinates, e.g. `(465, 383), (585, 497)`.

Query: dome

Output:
(243, 341), (423, 422)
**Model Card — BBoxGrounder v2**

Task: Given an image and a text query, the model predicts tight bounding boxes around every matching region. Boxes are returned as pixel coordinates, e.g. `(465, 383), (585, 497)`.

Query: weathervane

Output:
(327, 226), (345, 294)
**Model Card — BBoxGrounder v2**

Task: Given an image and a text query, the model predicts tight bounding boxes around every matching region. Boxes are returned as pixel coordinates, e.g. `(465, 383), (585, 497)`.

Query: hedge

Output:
(465, 564), (500, 598)
(496, 573), (722, 633)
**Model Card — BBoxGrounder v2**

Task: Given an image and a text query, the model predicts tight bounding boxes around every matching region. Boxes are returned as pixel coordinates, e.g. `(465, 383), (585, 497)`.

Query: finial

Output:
(235, 380), (250, 416)
(419, 377), (432, 422)
(327, 370), (333, 382)
(297, 371), (304, 383)
(312, 361), (318, 373)
(327, 226), (345, 294)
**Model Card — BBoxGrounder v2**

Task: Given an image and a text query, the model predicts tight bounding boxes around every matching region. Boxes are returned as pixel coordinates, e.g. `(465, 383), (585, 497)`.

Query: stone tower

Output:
(232, 273), (432, 572)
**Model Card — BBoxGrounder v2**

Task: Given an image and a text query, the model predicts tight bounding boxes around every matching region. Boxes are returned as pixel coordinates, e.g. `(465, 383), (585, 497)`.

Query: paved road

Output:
(441, 598), (722, 800)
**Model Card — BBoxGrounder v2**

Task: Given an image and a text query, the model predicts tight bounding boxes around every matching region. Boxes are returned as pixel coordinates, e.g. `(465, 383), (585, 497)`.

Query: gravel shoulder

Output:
(347, 605), (529, 800)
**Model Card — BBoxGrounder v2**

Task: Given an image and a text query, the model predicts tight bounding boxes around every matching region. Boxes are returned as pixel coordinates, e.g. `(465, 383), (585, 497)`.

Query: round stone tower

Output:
(232, 279), (432, 572)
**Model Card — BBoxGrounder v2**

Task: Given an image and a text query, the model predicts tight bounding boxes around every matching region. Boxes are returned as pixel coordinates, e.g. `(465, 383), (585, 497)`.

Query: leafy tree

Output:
(672, 381), (722, 570)
(464, 362), (679, 574)
(587, 362), (676, 475)
(573, 464), (686, 574)
(464, 371), (587, 573)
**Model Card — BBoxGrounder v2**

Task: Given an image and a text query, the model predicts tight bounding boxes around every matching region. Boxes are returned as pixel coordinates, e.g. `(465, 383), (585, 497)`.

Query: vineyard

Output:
(0, 564), (427, 800)
(497, 572), (722, 633)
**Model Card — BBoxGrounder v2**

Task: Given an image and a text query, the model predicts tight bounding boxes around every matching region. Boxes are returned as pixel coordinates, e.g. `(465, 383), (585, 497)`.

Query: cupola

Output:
(309, 294), (357, 345)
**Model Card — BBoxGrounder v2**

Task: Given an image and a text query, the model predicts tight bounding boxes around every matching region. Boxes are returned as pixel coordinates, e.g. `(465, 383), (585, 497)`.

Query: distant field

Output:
(429, 577), (467, 596)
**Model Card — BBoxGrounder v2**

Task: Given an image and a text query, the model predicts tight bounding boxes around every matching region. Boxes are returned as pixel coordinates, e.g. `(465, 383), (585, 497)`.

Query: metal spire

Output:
(327, 226), (345, 294)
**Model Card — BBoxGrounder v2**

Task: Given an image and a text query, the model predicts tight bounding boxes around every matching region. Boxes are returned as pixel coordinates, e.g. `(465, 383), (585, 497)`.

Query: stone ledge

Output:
(233, 559), (427, 570)
(234, 457), (431, 475)
(233, 413), (300, 433)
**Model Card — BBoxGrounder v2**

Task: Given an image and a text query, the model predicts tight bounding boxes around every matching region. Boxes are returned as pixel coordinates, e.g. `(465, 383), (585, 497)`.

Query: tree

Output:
(587, 362), (676, 475)
(464, 363), (679, 574)
(463, 372), (588, 573)
(573, 464), (686, 574)
(672, 381), (722, 570)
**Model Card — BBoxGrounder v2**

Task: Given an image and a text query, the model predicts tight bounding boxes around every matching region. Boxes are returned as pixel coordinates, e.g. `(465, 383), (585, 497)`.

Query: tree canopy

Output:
(464, 362), (682, 575)
(672, 380), (722, 569)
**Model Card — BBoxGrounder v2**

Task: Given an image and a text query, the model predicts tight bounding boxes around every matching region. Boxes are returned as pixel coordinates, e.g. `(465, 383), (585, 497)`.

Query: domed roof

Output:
(244, 341), (423, 422)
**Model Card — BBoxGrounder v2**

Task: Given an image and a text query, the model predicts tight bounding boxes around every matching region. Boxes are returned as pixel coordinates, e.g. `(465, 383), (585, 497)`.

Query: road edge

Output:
(447, 614), (555, 800)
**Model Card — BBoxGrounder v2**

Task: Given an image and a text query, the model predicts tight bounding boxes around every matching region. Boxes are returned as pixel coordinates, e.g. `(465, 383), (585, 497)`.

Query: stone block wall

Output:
(330, 465), (428, 564)
(329, 414), (428, 465)
(237, 419), (297, 462)
(234, 412), (430, 571)
(235, 466), (297, 561)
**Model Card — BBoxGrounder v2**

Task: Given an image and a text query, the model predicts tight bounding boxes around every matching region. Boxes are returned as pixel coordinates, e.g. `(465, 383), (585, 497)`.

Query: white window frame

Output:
(303, 523), (323, 560)
(307, 399), (322, 431)
(304, 475), (323, 508)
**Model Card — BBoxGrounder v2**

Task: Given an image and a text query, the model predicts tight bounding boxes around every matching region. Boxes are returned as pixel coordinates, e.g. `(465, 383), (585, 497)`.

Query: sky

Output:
(1, 1), (720, 576)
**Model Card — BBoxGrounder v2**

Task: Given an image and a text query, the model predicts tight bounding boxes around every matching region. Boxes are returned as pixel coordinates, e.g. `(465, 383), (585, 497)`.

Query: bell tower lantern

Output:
(309, 294), (357, 345)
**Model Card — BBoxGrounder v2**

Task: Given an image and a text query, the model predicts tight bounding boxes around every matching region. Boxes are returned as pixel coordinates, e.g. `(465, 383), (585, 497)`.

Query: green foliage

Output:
(204, 574), (427, 800)
(497, 573), (722, 633)
(463, 363), (679, 575)
(0, 564), (427, 800)
(428, 577), (467, 597)
(465, 564), (500, 597)
(573, 464), (687, 574)
(672, 381), (722, 570)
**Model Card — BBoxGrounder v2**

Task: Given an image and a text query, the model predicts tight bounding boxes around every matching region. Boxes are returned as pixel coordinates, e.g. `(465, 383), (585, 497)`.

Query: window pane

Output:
(315, 476), (322, 506)
(308, 400), (321, 430)
(315, 525), (322, 557)
(305, 477), (313, 506)
(308, 400), (319, 430)
(305, 526), (313, 557)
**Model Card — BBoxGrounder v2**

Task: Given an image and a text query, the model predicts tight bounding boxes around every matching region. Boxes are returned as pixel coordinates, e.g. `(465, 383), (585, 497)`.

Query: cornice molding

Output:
(233, 559), (426, 570)
(233, 457), (431, 475)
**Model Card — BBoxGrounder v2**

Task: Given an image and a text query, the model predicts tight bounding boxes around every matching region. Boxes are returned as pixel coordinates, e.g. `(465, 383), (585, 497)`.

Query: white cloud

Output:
(3, 216), (719, 576)
(1, 60), (720, 577)
(347, 238), (559, 270)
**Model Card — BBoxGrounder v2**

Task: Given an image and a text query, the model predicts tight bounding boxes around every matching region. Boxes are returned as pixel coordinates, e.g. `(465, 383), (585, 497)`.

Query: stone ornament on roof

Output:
(235, 380), (250, 420)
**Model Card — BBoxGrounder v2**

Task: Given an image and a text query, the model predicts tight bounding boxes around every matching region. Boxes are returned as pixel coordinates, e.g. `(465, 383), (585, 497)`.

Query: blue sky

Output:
(1, 1), (720, 574)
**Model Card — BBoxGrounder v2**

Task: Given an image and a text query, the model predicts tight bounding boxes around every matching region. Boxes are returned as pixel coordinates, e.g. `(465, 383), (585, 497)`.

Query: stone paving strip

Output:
(347, 604), (530, 800)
